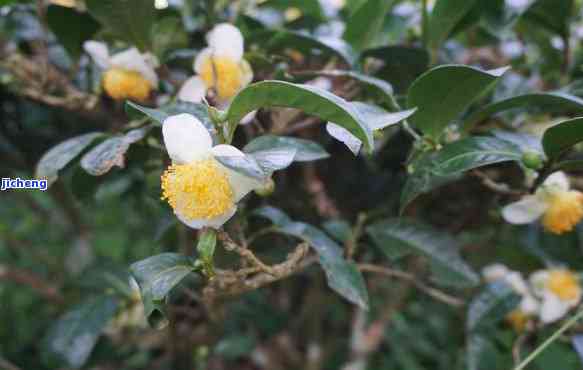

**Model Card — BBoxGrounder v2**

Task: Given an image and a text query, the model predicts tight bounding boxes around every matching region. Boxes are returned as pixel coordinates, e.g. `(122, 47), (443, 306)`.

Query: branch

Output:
(470, 170), (525, 196)
(0, 264), (64, 304)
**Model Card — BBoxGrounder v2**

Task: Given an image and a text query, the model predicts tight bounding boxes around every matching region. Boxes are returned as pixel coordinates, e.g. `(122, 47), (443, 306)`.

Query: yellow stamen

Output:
(103, 68), (152, 102)
(161, 159), (234, 220)
(199, 56), (244, 100)
(542, 190), (583, 234)
(548, 270), (580, 301)
(506, 309), (530, 332)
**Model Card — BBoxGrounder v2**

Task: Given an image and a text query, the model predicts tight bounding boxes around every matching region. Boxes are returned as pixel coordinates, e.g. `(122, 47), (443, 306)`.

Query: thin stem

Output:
(514, 308), (583, 370)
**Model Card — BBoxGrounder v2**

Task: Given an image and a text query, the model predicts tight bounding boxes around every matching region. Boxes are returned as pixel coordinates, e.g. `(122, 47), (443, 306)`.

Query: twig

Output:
(512, 332), (529, 366)
(358, 263), (465, 307)
(0, 264), (64, 304)
(345, 213), (367, 261)
(470, 170), (525, 196)
(218, 230), (276, 275)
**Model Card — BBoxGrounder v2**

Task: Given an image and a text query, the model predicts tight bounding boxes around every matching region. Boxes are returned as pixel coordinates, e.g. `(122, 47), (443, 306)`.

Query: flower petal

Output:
(326, 122), (362, 155)
(175, 207), (236, 229)
(502, 195), (547, 224)
(530, 270), (550, 298)
(482, 263), (510, 283)
(162, 114), (213, 164)
(210, 144), (262, 201)
(193, 47), (213, 74)
(110, 48), (159, 87)
(539, 292), (570, 323)
(506, 271), (529, 295)
(206, 23), (244, 61)
(543, 171), (571, 192)
(240, 59), (254, 87)
(240, 110), (257, 125)
(83, 40), (110, 69)
(177, 76), (207, 103)
(520, 294), (540, 315)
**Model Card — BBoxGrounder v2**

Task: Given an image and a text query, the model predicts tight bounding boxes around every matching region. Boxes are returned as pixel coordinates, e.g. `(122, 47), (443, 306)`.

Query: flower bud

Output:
(521, 151), (544, 170)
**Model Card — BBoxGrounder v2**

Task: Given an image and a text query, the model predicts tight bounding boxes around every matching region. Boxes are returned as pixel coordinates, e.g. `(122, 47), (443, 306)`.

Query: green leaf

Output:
(466, 281), (520, 332)
(227, 81), (374, 152)
(80, 127), (150, 176)
(523, 0), (574, 37)
(245, 146), (297, 174)
(428, 0), (479, 52)
(151, 16), (188, 61)
(46, 5), (100, 60)
(248, 30), (358, 68)
(351, 102), (417, 131)
(467, 332), (498, 370)
(85, 0), (155, 51)
(429, 136), (523, 176)
(35, 132), (105, 186)
(126, 101), (214, 130)
(243, 135), (329, 162)
(254, 207), (369, 309)
(343, 0), (394, 51)
(130, 253), (196, 329)
(214, 154), (266, 180)
(42, 295), (119, 369)
(407, 65), (509, 138)
(542, 117), (583, 159)
(463, 92), (583, 131)
(197, 229), (217, 276)
(323, 219), (353, 243)
(366, 218), (480, 287)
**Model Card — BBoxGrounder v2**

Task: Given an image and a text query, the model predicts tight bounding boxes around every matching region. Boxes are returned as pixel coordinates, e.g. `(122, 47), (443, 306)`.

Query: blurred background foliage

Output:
(4, 0), (583, 369)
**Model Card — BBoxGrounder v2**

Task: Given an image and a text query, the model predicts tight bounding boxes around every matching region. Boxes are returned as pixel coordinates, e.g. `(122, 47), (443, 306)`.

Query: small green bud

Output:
(207, 105), (227, 125)
(373, 130), (384, 139)
(522, 151), (545, 170)
(254, 178), (275, 197)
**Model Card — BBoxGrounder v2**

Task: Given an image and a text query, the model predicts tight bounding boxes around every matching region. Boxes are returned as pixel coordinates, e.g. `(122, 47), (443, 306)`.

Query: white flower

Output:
(160, 113), (262, 229)
(481, 264), (540, 316)
(177, 23), (253, 106)
(502, 171), (583, 234)
(530, 269), (581, 324)
(83, 41), (158, 102)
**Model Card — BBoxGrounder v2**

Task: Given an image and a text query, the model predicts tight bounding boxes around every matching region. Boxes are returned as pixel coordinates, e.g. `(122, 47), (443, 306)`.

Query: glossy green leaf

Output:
(463, 92), (583, 130)
(245, 146), (297, 174)
(366, 218), (479, 287)
(35, 132), (105, 186)
(254, 206), (369, 309)
(42, 295), (119, 369)
(151, 16), (188, 61)
(428, 0), (478, 52)
(46, 5), (100, 59)
(243, 135), (329, 162)
(249, 30), (357, 67)
(323, 219), (352, 243)
(197, 229), (217, 276)
(542, 117), (583, 159)
(466, 281), (520, 332)
(126, 101), (214, 130)
(523, 0), (574, 37)
(430, 136), (523, 176)
(467, 333), (498, 370)
(227, 81), (374, 152)
(130, 253), (196, 329)
(86, 0), (155, 51)
(352, 102), (417, 131)
(343, 0), (394, 51)
(408, 65), (509, 138)
(215, 154), (266, 180)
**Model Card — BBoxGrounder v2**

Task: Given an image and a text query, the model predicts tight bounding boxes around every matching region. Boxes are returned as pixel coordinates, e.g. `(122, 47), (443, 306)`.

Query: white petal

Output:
(175, 207), (236, 229)
(194, 48), (213, 74)
(539, 293), (570, 323)
(506, 272), (529, 295)
(210, 144), (262, 202)
(502, 195), (547, 224)
(326, 122), (362, 155)
(530, 270), (550, 298)
(240, 59), (254, 87)
(520, 294), (540, 315)
(543, 171), (571, 192)
(110, 48), (159, 87)
(206, 23), (244, 61)
(177, 76), (207, 103)
(83, 41), (110, 69)
(240, 110), (257, 125)
(162, 114), (213, 164)
(482, 264), (510, 283)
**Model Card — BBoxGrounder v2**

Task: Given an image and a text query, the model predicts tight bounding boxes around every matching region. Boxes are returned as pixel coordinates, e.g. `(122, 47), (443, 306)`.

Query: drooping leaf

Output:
(125, 101), (214, 130)
(407, 65), (509, 138)
(254, 206), (369, 309)
(85, 0), (155, 51)
(245, 146), (297, 174)
(428, 0), (479, 52)
(523, 0), (574, 38)
(227, 81), (374, 151)
(42, 295), (119, 369)
(542, 117), (583, 159)
(35, 132), (105, 186)
(466, 281), (520, 332)
(243, 135), (329, 162)
(463, 92), (583, 131)
(351, 102), (417, 131)
(214, 154), (266, 180)
(46, 5), (100, 59)
(343, 0), (394, 51)
(130, 253), (196, 329)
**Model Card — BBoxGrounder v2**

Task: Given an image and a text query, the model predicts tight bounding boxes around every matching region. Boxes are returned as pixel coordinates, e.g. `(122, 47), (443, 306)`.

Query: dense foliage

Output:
(4, 0), (583, 369)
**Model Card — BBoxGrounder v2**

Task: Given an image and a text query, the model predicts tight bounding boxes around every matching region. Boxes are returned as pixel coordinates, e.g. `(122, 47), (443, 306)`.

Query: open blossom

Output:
(502, 171), (583, 234)
(530, 269), (581, 324)
(160, 113), (263, 229)
(482, 264), (539, 331)
(84, 41), (158, 102)
(178, 23), (253, 106)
